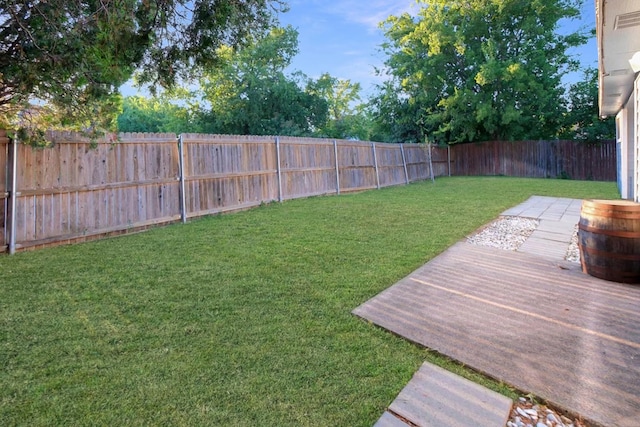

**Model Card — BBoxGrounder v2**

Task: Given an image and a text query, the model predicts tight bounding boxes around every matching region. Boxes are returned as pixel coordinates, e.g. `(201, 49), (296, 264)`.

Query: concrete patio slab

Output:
(501, 196), (582, 223)
(502, 196), (583, 261)
(517, 236), (571, 260)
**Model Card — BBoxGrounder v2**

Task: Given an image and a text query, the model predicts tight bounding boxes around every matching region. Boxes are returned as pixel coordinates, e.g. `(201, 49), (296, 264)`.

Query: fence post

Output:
(333, 140), (340, 195)
(447, 145), (451, 177)
(8, 135), (18, 254)
(177, 134), (187, 224)
(372, 142), (380, 189)
(428, 143), (435, 183)
(1, 134), (6, 250)
(400, 144), (409, 184)
(275, 136), (283, 202)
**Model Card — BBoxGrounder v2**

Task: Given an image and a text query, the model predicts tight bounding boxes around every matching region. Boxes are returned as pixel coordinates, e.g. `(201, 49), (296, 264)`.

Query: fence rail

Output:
(0, 132), (438, 252)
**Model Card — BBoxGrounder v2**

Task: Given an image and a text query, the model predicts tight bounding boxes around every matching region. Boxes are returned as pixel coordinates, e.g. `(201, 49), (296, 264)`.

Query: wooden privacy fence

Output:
(0, 133), (617, 253)
(0, 132), (441, 252)
(449, 140), (617, 181)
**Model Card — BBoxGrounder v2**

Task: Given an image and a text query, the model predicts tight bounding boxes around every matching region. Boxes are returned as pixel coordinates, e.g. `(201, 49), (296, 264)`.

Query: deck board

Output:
(386, 362), (512, 427)
(354, 242), (640, 427)
(374, 411), (411, 427)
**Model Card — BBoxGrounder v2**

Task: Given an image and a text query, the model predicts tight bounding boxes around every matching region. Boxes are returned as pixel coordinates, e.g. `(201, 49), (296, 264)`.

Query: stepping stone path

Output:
(374, 362), (513, 427)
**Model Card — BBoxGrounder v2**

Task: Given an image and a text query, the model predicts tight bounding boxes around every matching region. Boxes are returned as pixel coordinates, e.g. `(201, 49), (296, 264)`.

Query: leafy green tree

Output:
(307, 73), (371, 140)
(0, 0), (285, 143)
(561, 68), (615, 142)
(375, 0), (586, 144)
(198, 27), (328, 136)
(368, 80), (423, 143)
(117, 95), (200, 134)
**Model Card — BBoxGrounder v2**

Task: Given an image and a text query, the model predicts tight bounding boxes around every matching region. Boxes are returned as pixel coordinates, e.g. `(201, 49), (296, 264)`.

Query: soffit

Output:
(597, 0), (640, 117)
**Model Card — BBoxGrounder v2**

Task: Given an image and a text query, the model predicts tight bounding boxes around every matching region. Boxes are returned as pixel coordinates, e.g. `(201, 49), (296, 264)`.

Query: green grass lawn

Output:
(0, 177), (619, 426)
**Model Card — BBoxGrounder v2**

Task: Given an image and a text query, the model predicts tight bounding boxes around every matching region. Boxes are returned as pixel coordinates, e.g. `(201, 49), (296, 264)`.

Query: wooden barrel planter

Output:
(578, 199), (640, 283)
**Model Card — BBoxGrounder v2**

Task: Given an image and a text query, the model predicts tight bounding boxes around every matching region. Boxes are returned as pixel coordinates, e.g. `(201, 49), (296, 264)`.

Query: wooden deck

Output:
(354, 241), (640, 427)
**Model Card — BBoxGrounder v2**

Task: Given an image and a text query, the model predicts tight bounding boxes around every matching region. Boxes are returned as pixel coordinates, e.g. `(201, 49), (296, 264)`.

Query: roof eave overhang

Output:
(597, 0), (606, 117)
(597, 0), (640, 118)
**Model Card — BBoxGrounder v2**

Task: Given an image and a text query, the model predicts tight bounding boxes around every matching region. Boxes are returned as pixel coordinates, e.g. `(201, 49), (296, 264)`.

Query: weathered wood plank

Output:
(17, 214), (182, 249)
(354, 242), (640, 427)
(386, 362), (512, 427)
(373, 412), (410, 427)
(17, 178), (180, 196)
(185, 170), (277, 182)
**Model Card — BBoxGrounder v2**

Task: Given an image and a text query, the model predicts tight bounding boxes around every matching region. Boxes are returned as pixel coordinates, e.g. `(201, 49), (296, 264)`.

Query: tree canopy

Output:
(1, 0), (286, 142)
(4, 0), (608, 146)
(117, 95), (200, 134)
(560, 67), (615, 142)
(118, 27), (372, 139)
(307, 73), (371, 140)
(197, 26), (327, 136)
(372, 0), (587, 144)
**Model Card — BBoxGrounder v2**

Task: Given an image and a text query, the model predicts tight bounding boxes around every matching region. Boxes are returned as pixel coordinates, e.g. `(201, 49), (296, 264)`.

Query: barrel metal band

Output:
(581, 245), (640, 261)
(578, 223), (640, 239)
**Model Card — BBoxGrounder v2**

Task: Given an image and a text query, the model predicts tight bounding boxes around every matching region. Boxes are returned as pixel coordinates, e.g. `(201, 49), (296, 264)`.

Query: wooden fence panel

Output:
(449, 140), (616, 181)
(430, 146), (451, 177)
(337, 140), (378, 192)
(403, 145), (426, 182)
(557, 140), (616, 181)
(181, 134), (279, 217)
(0, 131), (8, 250)
(450, 142), (490, 176)
(2, 132), (437, 252)
(375, 144), (406, 187)
(279, 137), (337, 199)
(13, 132), (180, 249)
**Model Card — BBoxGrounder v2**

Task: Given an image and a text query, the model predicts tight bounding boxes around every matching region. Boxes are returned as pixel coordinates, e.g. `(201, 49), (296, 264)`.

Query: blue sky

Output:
(277, 0), (418, 96)
(121, 1), (598, 98)
(277, 0), (598, 96)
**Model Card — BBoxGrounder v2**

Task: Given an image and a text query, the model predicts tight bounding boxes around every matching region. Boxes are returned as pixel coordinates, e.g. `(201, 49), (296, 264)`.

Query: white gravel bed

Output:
(508, 396), (588, 427)
(468, 216), (581, 264)
(565, 226), (580, 263)
(467, 216), (539, 251)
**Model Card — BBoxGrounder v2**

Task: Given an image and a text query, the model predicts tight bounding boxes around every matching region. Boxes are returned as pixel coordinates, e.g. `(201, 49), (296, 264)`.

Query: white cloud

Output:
(279, 0), (417, 97)
(326, 0), (417, 31)
(342, 49), (367, 56)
